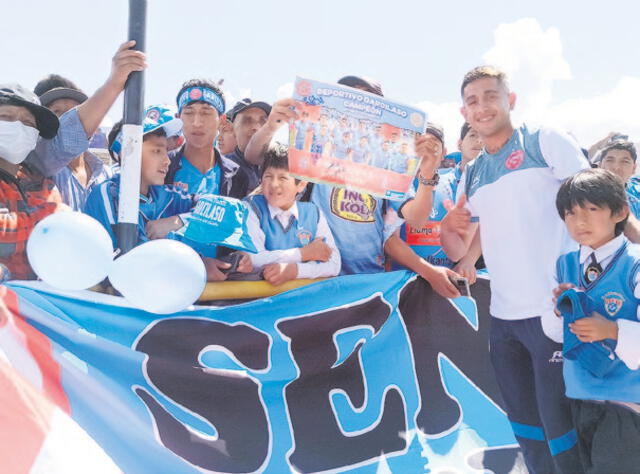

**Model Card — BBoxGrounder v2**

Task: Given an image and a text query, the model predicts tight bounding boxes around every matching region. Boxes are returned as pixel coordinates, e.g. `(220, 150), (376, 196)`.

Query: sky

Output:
(4, 0), (639, 149)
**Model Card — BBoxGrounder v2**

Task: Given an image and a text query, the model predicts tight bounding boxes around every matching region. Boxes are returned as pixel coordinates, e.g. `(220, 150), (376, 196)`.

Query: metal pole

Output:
(116, 0), (147, 254)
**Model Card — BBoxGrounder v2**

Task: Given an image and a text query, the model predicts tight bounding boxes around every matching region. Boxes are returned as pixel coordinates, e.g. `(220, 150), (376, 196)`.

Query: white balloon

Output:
(108, 239), (206, 314)
(27, 212), (113, 290)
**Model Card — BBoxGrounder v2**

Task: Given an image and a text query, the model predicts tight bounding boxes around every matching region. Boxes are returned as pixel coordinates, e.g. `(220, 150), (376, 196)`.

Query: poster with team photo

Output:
(288, 77), (427, 201)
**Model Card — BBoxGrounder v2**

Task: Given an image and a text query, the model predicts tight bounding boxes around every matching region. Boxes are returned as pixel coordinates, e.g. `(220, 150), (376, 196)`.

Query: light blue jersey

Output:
(172, 156), (221, 195)
(310, 183), (408, 275)
(295, 121), (312, 151)
(627, 188), (640, 219)
(556, 239), (640, 402)
(84, 175), (194, 249)
(351, 144), (370, 164)
(397, 167), (462, 268)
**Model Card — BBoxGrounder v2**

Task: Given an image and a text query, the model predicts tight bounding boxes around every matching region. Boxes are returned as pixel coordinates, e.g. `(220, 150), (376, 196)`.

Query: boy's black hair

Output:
(34, 74), (81, 96)
(556, 168), (629, 236)
(176, 78), (225, 111)
(460, 122), (472, 141)
(107, 119), (167, 163)
(600, 139), (637, 163)
(261, 143), (289, 175)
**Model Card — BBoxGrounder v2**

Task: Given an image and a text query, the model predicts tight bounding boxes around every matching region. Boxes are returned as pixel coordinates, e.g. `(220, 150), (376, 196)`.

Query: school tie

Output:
(584, 253), (602, 284)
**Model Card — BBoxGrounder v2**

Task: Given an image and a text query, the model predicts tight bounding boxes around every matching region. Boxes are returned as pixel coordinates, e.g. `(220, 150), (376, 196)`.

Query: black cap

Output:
(228, 98), (272, 123)
(38, 87), (88, 108)
(337, 75), (384, 97)
(0, 83), (59, 139)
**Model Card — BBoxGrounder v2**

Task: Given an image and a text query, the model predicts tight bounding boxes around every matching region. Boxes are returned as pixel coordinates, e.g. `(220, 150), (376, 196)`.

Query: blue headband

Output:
(177, 87), (225, 115)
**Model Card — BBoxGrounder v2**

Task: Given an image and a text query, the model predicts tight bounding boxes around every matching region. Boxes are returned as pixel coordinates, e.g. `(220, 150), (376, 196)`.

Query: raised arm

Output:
(398, 133), (443, 227)
(26, 41), (147, 177)
(75, 41), (147, 137)
(244, 98), (298, 165)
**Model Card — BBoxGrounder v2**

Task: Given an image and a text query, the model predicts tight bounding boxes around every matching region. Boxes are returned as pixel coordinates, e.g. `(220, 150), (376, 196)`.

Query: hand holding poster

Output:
(288, 77), (427, 201)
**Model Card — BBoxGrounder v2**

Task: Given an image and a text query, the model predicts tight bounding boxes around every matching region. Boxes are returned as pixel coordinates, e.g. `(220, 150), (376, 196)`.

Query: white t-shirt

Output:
(458, 125), (590, 340)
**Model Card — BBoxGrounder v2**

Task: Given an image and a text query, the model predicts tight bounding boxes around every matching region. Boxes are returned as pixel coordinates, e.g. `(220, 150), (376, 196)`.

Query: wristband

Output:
(417, 172), (439, 186)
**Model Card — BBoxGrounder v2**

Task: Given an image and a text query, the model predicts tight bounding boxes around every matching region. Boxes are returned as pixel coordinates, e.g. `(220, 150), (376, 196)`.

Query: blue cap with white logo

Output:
(110, 104), (182, 158)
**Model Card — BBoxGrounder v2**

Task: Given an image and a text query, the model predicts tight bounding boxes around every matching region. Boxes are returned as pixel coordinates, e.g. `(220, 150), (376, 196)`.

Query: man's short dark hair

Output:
(556, 169), (629, 235)
(460, 66), (509, 97)
(176, 78), (225, 110)
(600, 139), (637, 163)
(34, 74), (81, 96)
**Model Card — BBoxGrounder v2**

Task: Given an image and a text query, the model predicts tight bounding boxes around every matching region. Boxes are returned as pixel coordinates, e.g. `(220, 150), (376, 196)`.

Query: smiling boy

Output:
(85, 105), (193, 249)
(244, 144), (340, 285)
(554, 169), (640, 473)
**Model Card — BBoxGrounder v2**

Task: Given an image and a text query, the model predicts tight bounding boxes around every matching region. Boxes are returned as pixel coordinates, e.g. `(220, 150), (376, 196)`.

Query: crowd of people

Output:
(2, 41), (639, 473)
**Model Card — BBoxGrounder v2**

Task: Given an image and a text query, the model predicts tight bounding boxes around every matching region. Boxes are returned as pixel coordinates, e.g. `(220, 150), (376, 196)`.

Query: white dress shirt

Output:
(246, 201), (341, 279)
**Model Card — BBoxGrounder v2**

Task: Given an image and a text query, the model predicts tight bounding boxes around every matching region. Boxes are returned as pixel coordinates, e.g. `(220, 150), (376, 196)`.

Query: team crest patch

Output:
(330, 188), (376, 223)
(602, 291), (625, 317)
(146, 108), (160, 121)
(297, 229), (312, 246)
(505, 150), (524, 170)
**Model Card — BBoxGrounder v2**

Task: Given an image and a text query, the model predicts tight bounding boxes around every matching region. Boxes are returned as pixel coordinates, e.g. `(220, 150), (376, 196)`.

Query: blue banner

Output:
(4, 272), (521, 473)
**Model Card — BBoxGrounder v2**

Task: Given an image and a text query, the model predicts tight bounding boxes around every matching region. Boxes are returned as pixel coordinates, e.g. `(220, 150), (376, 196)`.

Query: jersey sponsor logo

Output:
(602, 291), (625, 317)
(405, 222), (441, 247)
(330, 188), (377, 223)
(297, 229), (312, 246)
(505, 149), (524, 170)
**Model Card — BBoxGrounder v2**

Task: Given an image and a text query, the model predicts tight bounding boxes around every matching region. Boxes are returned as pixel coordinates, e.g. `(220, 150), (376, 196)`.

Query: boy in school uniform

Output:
(554, 168), (640, 473)
(245, 144), (340, 286)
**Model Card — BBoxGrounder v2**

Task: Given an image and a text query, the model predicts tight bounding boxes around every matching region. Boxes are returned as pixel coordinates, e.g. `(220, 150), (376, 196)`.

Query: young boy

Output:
(441, 66), (589, 473)
(85, 105), (194, 249)
(242, 75), (461, 298)
(244, 144), (340, 285)
(554, 168), (640, 473)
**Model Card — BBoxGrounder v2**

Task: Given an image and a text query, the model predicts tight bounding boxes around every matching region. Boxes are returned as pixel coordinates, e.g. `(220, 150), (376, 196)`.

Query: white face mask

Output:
(0, 120), (40, 165)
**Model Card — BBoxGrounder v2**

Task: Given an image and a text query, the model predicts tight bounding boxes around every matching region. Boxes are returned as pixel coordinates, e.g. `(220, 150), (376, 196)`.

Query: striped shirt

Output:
(53, 152), (111, 211)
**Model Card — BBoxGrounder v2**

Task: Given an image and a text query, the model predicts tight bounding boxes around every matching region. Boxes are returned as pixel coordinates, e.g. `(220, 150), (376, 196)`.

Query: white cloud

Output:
(415, 17), (639, 151)
(544, 76), (640, 147)
(483, 18), (571, 125)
